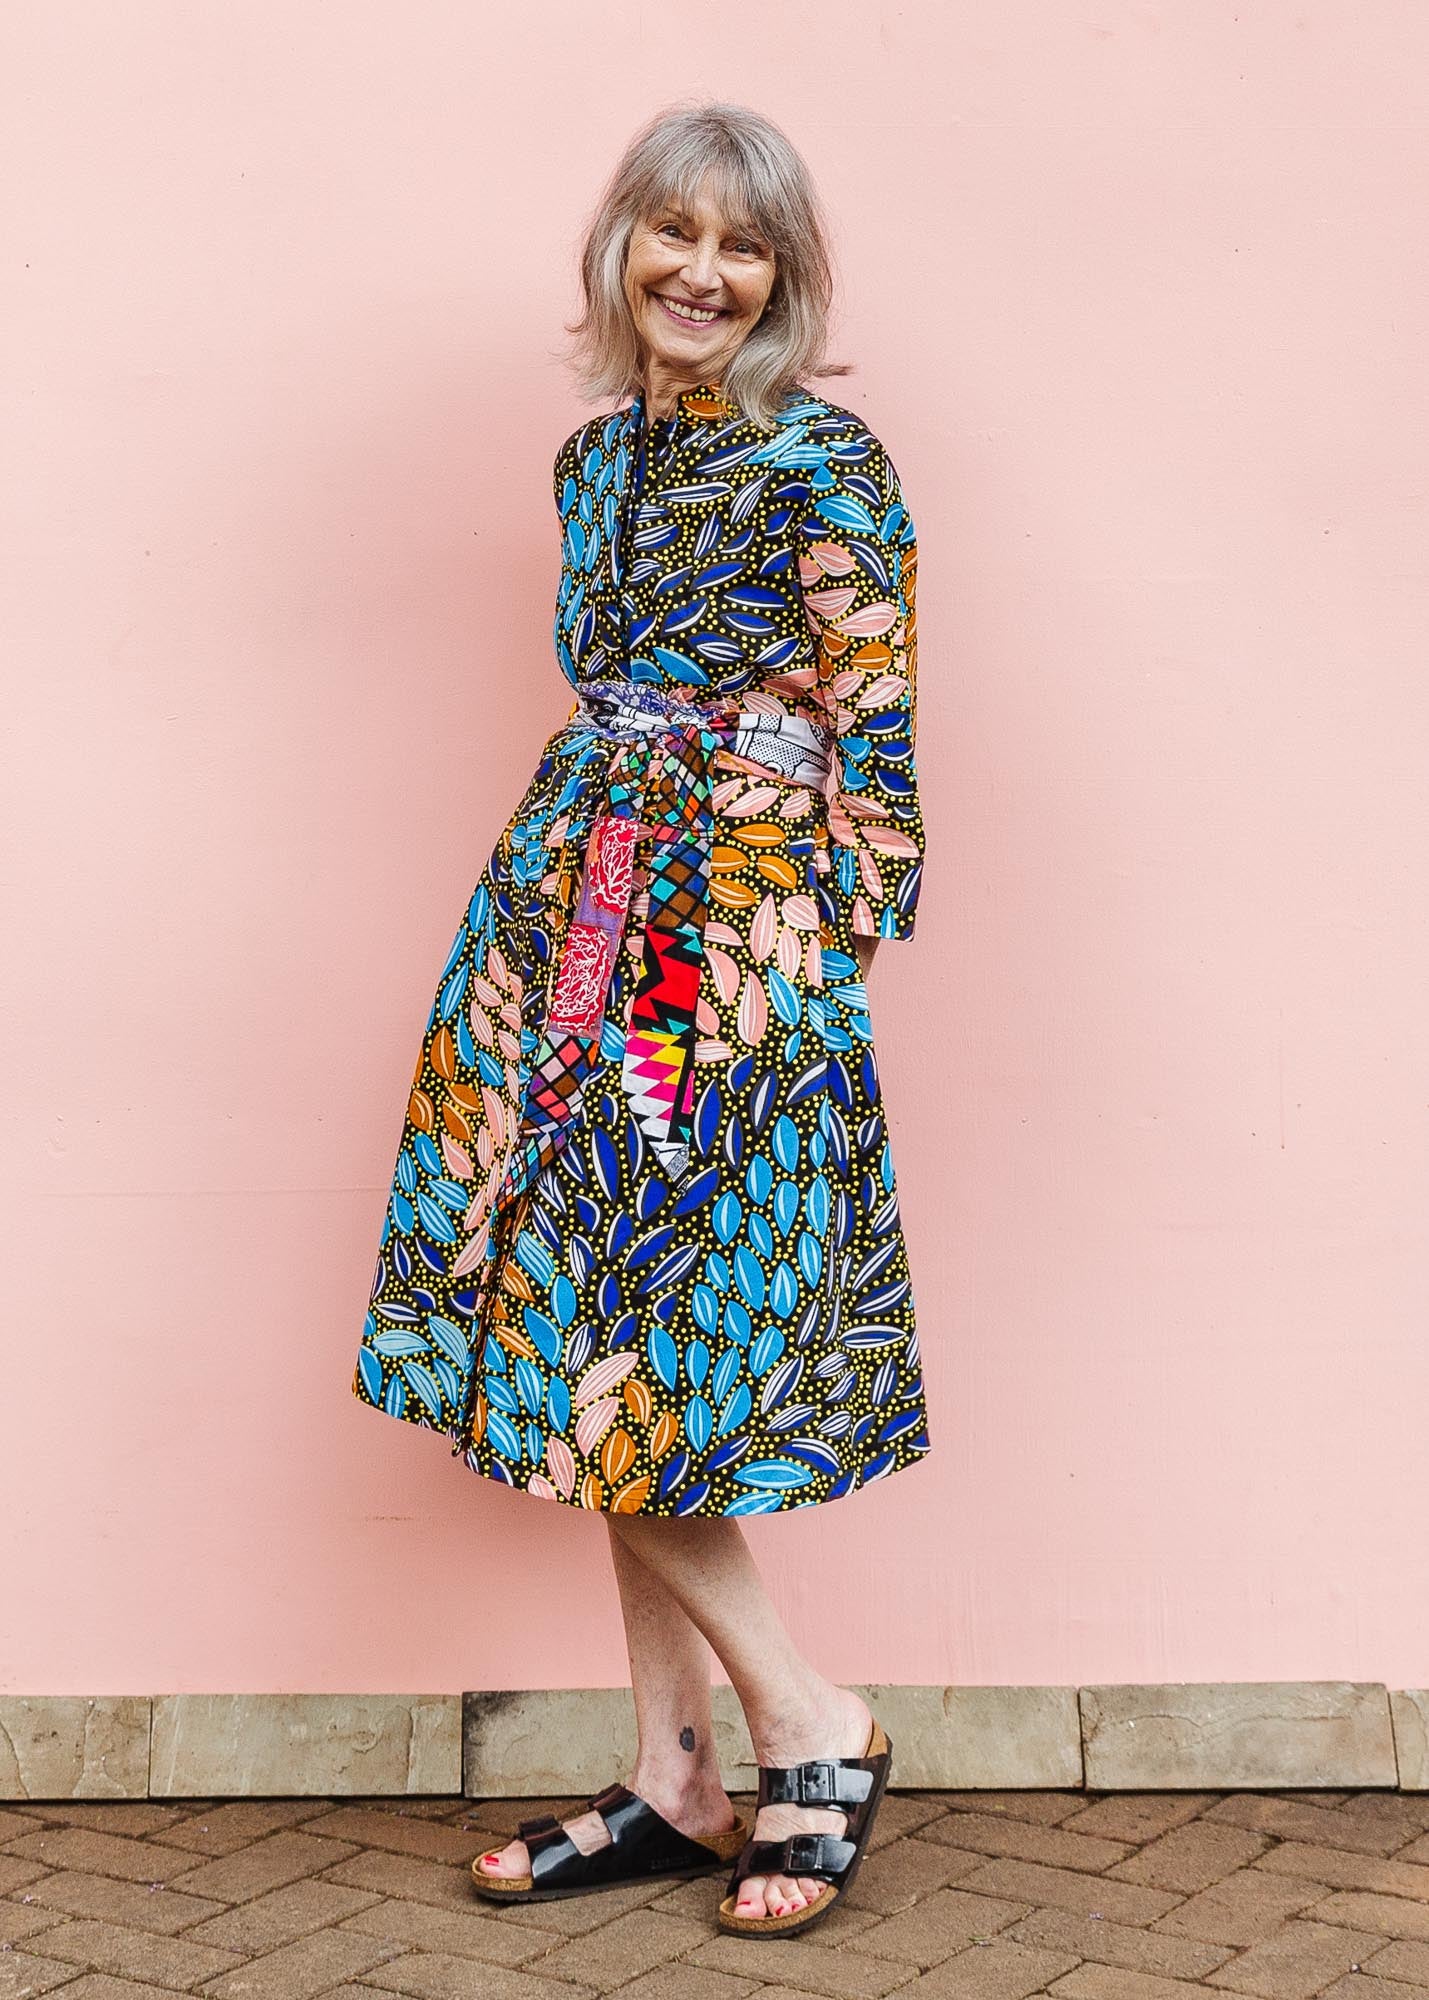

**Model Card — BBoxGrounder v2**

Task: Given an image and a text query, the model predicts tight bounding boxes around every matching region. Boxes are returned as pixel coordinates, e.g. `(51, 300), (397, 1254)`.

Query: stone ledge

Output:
(1081, 1682), (1399, 1791)
(462, 1683), (1083, 1795)
(0, 1685), (1422, 1799)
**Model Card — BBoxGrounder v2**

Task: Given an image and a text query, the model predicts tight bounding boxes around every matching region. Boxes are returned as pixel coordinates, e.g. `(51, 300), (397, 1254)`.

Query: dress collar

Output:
(630, 378), (735, 426)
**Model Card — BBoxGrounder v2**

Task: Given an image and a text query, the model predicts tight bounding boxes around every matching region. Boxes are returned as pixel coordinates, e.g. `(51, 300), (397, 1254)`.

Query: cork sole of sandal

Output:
(717, 1715), (891, 1938)
(471, 1812), (750, 1902)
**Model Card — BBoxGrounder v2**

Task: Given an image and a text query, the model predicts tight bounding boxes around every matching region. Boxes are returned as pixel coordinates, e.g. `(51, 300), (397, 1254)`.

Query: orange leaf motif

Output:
(600, 1427), (636, 1486)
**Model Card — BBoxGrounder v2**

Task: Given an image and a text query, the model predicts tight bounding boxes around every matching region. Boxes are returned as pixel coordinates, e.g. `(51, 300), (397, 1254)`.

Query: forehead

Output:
(649, 168), (764, 238)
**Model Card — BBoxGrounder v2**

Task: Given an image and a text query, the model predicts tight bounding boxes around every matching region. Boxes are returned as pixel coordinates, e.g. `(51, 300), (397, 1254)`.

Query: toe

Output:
(478, 1837), (527, 1875)
(798, 1874), (829, 1904)
(768, 1871), (808, 1913)
(734, 1871), (769, 1916)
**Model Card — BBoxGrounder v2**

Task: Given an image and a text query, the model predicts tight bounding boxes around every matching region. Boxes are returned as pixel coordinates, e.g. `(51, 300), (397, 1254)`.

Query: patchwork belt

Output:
(568, 680), (835, 787)
(500, 680), (835, 1203)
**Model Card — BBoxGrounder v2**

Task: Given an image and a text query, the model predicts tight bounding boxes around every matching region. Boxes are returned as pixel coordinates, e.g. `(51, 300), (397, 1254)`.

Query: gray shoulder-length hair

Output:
(561, 100), (850, 432)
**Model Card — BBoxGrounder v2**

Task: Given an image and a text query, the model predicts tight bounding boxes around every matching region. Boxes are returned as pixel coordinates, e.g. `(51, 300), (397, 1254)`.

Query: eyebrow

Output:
(656, 207), (765, 241)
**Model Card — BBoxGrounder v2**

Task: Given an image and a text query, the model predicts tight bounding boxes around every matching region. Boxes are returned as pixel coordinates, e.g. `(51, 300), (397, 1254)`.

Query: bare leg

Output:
(607, 1512), (873, 1922)
(474, 1523), (738, 1882)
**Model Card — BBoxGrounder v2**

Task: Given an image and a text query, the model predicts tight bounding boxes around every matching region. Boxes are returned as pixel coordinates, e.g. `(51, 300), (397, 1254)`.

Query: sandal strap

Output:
(732, 1831), (857, 1883)
(525, 1786), (726, 1890)
(757, 1757), (877, 1812)
(516, 1811), (560, 1839)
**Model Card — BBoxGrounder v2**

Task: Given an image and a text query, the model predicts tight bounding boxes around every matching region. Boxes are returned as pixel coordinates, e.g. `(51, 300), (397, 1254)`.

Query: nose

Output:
(679, 246), (723, 295)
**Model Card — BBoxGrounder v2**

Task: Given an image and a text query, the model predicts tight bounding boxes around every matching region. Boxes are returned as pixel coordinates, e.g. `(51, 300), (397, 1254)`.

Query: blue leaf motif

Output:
(733, 1247), (766, 1311)
(593, 1127), (620, 1201)
(722, 1298), (752, 1347)
(760, 1354), (804, 1413)
(711, 1345), (742, 1406)
(648, 1325), (679, 1391)
(716, 1380), (752, 1437)
(415, 1194), (457, 1244)
(770, 1261), (800, 1317)
(749, 1325), (785, 1376)
(773, 1115), (801, 1170)
(713, 1191), (742, 1244)
(733, 1459), (814, 1489)
(401, 1363), (443, 1418)
(704, 1434), (753, 1475)
(765, 966), (802, 1027)
(373, 1331), (429, 1358)
(515, 1356), (546, 1415)
(780, 1438), (842, 1476)
(487, 1409), (523, 1460)
(814, 490), (879, 534)
(797, 1232), (824, 1288)
(658, 1450), (691, 1499)
(426, 1316), (470, 1368)
(522, 1309), (562, 1366)
(773, 1179), (799, 1234)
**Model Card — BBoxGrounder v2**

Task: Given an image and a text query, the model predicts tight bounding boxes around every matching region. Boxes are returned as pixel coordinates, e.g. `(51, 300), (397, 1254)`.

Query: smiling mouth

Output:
(652, 293), (729, 325)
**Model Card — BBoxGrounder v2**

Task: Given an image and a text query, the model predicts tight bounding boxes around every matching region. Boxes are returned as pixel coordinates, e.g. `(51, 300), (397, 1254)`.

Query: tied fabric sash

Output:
(449, 681), (834, 1457)
(502, 682), (834, 1201)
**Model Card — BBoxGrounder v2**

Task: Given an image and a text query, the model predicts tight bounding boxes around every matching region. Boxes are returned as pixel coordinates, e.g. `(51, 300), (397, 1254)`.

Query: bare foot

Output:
(732, 1685), (873, 1921)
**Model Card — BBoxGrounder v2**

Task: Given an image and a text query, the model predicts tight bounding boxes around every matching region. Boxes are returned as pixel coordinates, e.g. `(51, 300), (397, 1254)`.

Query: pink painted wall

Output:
(4, 2), (1427, 1700)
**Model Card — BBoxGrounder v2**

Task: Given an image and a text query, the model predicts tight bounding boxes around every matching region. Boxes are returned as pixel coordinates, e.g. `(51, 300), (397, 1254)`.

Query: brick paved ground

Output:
(4, 1784), (1429, 1999)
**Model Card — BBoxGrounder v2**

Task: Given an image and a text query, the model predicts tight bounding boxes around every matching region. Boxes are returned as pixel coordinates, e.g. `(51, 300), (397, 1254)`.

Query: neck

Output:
(641, 358), (721, 421)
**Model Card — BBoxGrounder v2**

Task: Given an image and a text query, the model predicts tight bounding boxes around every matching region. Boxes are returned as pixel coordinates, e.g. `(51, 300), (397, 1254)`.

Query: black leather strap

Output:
(757, 1758), (875, 1811)
(524, 1786), (725, 1891)
(730, 1831), (857, 1883)
(516, 1812), (560, 1839)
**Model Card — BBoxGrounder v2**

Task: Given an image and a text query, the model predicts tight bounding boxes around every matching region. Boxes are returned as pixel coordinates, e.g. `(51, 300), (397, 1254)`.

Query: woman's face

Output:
(623, 177), (777, 387)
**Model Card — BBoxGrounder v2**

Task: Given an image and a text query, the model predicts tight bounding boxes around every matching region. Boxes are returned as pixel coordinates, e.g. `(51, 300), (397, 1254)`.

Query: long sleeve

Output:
(799, 430), (924, 941)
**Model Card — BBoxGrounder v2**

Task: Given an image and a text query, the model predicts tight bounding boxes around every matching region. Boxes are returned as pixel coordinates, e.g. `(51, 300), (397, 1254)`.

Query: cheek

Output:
(625, 239), (664, 293)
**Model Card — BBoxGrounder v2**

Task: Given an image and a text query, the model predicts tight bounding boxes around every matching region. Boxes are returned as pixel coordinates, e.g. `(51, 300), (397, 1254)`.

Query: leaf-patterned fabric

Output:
(350, 378), (931, 1514)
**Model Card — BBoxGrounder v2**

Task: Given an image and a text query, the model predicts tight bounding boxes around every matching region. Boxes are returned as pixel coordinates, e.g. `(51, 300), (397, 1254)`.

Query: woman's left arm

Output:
(801, 427), (924, 947)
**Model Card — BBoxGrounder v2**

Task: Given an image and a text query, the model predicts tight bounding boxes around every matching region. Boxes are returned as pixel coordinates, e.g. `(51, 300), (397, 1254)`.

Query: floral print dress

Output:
(350, 376), (930, 1515)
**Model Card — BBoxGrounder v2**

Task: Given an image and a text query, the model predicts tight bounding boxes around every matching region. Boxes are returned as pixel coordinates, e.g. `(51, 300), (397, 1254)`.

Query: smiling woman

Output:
(351, 99), (926, 1939)
(626, 198), (776, 378)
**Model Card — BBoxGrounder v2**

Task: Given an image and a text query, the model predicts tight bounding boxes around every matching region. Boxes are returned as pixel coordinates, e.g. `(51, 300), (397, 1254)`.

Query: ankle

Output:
(745, 1681), (868, 1765)
(630, 1754), (729, 1816)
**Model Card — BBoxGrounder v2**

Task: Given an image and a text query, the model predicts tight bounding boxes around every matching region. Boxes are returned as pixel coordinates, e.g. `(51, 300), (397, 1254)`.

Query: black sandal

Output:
(717, 1712), (892, 1937)
(470, 1782), (750, 1902)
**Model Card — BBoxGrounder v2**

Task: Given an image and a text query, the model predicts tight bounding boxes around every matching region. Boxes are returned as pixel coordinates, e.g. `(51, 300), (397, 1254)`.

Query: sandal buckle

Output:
(799, 1762), (833, 1802)
(785, 1832), (825, 1872)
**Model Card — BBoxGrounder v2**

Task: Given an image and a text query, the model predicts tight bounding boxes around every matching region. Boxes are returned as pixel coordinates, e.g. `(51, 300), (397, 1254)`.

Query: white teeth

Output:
(659, 296), (722, 323)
